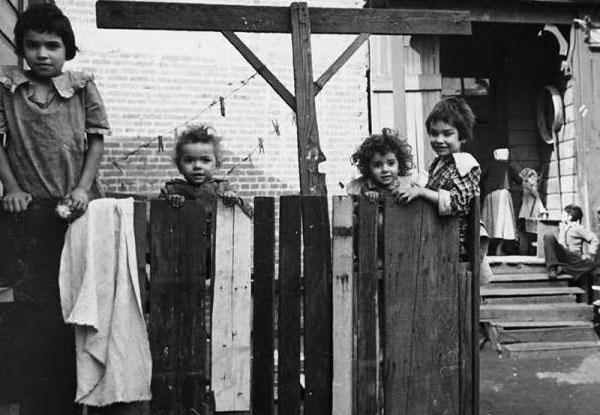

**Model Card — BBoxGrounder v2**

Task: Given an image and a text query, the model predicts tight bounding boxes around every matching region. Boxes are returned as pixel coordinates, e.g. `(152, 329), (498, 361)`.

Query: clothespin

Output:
(339, 181), (345, 189)
(157, 135), (164, 152)
(219, 96), (226, 117)
(258, 137), (265, 154)
(271, 119), (280, 136)
(248, 153), (254, 168)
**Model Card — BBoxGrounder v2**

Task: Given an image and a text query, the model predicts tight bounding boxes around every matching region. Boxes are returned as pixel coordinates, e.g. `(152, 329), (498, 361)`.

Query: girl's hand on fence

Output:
(222, 191), (237, 207)
(66, 188), (90, 214)
(364, 190), (379, 203)
(168, 194), (186, 208)
(2, 190), (32, 212)
(394, 187), (421, 205)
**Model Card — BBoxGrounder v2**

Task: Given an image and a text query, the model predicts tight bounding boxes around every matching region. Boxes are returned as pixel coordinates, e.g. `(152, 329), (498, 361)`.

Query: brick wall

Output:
(57, 0), (369, 198)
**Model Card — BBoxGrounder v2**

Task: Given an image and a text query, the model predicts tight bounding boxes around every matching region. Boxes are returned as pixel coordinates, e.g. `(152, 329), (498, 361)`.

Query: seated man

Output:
(544, 204), (599, 293)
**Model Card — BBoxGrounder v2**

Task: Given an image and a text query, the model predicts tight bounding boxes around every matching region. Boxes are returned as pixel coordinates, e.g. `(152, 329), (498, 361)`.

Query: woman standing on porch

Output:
(481, 148), (522, 255)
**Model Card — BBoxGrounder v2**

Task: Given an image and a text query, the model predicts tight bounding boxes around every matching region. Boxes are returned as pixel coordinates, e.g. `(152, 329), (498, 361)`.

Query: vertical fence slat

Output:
(464, 197), (480, 415)
(302, 196), (333, 415)
(278, 196), (302, 415)
(332, 196), (354, 415)
(233, 203), (253, 410)
(252, 197), (275, 415)
(356, 197), (378, 414)
(133, 201), (148, 312)
(149, 200), (208, 414)
(212, 201), (252, 411)
(383, 199), (460, 414)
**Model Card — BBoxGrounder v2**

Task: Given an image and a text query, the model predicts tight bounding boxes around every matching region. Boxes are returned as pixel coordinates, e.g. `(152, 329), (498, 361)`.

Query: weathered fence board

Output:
(383, 199), (460, 415)
(356, 197), (379, 414)
(149, 200), (209, 415)
(331, 196), (354, 415)
(212, 202), (253, 411)
(278, 196), (302, 415)
(302, 196), (333, 415)
(251, 197), (275, 415)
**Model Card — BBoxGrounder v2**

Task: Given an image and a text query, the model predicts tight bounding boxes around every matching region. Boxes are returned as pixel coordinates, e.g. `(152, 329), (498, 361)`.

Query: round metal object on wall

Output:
(536, 85), (564, 144)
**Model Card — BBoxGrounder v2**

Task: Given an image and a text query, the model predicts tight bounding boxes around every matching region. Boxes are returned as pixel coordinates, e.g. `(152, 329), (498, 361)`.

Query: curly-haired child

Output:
(346, 128), (417, 201)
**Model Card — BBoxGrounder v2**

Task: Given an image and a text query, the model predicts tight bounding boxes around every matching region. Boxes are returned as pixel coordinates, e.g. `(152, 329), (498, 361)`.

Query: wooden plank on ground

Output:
(331, 196), (354, 415)
(212, 201), (252, 411)
(96, 1), (471, 35)
(278, 196), (302, 415)
(302, 196), (333, 415)
(252, 197), (275, 415)
(356, 197), (378, 414)
(149, 200), (209, 414)
(383, 199), (460, 415)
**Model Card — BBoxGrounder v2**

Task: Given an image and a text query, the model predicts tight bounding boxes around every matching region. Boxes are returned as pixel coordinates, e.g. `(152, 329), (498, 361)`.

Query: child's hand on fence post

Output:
(66, 187), (90, 214)
(364, 190), (379, 203)
(394, 187), (422, 205)
(168, 194), (186, 208)
(222, 191), (237, 207)
(1, 190), (32, 212)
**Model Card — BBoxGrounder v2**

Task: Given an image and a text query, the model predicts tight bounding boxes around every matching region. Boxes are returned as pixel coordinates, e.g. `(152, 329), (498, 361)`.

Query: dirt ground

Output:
(480, 346), (600, 415)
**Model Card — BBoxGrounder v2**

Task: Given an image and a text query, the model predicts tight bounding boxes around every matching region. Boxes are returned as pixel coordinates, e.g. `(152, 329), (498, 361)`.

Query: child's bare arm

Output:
(394, 186), (437, 205)
(67, 134), (104, 213)
(0, 139), (32, 212)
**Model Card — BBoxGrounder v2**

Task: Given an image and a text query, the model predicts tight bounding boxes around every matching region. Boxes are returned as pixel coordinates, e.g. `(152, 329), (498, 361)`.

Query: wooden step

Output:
(490, 264), (547, 275)
(489, 273), (572, 283)
(493, 320), (594, 329)
(482, 295), (576, 304)
(486, 281), (568, 289)
(503, 341), (600, 359)
(480, 303), (593, 322)
(487, 255), (546, 265)
(498, 326), (598, 344)
(480, 287), (584, 297)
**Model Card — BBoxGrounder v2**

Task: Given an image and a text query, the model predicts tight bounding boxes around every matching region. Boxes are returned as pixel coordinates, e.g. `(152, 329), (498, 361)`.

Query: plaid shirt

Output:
(427, 155), (481, 259)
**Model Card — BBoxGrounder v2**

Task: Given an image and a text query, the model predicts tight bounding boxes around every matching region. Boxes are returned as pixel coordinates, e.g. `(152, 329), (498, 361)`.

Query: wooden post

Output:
(290, 2), (328, 196)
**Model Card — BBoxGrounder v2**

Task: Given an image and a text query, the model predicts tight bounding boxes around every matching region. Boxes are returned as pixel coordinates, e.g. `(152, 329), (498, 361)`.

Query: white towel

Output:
(59, 198), (152, 406)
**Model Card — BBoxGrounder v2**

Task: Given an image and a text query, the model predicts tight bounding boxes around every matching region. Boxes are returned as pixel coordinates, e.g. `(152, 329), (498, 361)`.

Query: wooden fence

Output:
(136, 195), (479, 415)
(1, 195), (480, 415)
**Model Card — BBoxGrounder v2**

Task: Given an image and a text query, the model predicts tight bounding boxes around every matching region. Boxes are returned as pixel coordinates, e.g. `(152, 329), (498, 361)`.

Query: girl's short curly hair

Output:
(425, 97), (476, 143)
(174, 124), (224, 167)
(350, 129), (413, 177)
(15, 4), (78, 61)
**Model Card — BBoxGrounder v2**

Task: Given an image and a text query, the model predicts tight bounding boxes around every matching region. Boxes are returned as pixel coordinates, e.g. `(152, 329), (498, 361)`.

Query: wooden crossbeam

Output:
(378, 0), (577, 25)
(96, 1), (471, 35)
(314, 33), (370, 95)
(221, 31), (296, 111)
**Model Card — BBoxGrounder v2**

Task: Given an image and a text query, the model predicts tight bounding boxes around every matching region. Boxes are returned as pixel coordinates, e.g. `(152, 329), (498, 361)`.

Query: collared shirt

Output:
(558, 221), (599, 256)
(0, 66), (110, 199)
(427, 153), (481, 260)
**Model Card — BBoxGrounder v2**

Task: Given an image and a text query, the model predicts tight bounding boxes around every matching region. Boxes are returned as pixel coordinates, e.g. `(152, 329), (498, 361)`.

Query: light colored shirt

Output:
(0, 66), (110, 199)
(558, 221), (599, 256)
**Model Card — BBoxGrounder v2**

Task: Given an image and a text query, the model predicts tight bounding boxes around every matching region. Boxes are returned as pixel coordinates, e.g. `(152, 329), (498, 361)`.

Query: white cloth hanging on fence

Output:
(59, 198), (152, 407)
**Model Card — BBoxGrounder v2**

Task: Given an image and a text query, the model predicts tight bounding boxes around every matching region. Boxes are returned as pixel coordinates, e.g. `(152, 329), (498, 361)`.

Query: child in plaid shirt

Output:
(396, 97), (483, 263)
